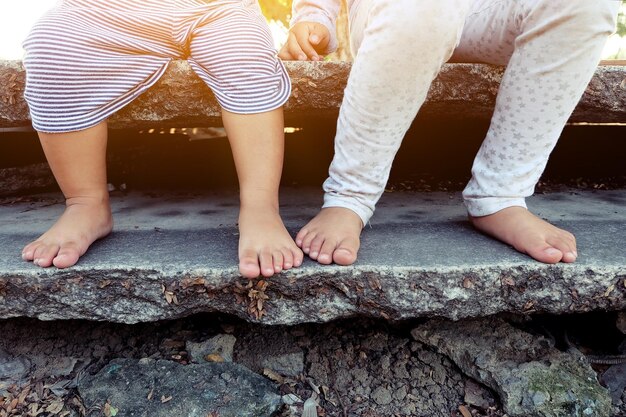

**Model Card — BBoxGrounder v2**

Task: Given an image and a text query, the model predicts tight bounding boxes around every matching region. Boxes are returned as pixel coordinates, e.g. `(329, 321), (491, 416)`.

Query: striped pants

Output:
(323, 0), (619, 221)
(23, 0), (291, 133)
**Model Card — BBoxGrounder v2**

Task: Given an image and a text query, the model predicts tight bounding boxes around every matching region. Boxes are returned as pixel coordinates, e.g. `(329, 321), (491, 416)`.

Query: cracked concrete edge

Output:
(2, 61), (626, 129)
(0, 263), (624, 325)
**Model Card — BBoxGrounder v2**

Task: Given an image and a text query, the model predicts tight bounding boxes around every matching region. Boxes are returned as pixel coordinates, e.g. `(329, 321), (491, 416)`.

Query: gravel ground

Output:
(0, 313), (624, 417)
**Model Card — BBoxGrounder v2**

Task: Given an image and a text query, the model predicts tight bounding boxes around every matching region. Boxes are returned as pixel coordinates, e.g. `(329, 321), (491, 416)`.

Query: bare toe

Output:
(317, 239), (337, 265)
(272, 251), (284, 273)
(308, 235), (325, 260)
(53, 242), (82, 269)
(333, 237), (359, 266)
(22, 241), (41, 261)
(259, 250), (275, 278)
(281, 248), (294, 270)
(239, 249), (261, 279)
(525, 244), (563, 264)
(293, 247), (304, 267)
(34, 243), (60, 268)
(295, 228), (309, 248)
(547, 235), (577, 263)
(301, 231), (317, 255)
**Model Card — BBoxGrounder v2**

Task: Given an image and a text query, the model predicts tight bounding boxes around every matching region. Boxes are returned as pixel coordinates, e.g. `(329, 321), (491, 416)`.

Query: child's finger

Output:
(308, 23), (331, 52)
(294, 27), (320, 61)
(278, 46), (295, 61)
(287, 32), (308, 61)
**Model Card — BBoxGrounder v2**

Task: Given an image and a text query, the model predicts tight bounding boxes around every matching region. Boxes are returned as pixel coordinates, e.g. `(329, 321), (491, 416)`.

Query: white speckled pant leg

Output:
(322, 0), (472, 224)
(323, 0), (619, 224)
(457, 0), (620, 216)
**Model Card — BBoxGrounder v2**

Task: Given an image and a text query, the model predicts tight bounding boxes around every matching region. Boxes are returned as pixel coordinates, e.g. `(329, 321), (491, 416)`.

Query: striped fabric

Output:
(23, 0), (291, 133)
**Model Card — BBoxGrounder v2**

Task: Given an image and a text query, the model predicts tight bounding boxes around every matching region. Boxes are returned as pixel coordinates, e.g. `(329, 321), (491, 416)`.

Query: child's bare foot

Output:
(296, 207), (363, 266)
(22, 196), (113, 269)
(470, 206), (577, 264)
(238, 206), (304, 279)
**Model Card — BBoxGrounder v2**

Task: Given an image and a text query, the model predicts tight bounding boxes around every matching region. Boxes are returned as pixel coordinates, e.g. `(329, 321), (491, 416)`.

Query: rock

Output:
(78, 358), (281, 417)
(601, 363), (626, 405)
(464, 379), (494, 409)
(616, 311), (626, 335)
(185, 334), (236, 363)
(0, 348), (30, 385)
(2, 61), (625, 130)
(411, 318), (613, 417)
(393, 386), (408, 401)
(261, 351), (305, 377)
(371, 386), (393, 405)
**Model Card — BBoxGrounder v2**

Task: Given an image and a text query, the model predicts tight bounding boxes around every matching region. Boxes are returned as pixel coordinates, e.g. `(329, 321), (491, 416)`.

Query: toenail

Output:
(310, 252), (318, 258)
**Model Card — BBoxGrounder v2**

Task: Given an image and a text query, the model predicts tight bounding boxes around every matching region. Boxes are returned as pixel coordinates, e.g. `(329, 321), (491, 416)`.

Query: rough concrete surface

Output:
(412, 318), (613, 417)
(0, 188), (624, 325)
(1, 61), (625, 129)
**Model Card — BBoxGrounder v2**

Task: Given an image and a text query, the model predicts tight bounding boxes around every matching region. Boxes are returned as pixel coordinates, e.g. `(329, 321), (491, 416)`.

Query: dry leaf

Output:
(281, 393), (302, 405)
(205, 354), (224, 363)
(502, 277), (515, 286)
(302, 392), (319, 417)
(103, 402), (118, 417)
(45, 400), (64, 414)
(165, 292), (174, 304)
(459, 405), (472, 417)
(368, 277), (382, 291)
(603, 284), (616, 297)
(263, 368), (284, 384)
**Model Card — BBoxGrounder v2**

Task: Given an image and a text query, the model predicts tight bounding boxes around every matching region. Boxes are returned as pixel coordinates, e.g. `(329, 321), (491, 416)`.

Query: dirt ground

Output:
(0, 313), (624, 417)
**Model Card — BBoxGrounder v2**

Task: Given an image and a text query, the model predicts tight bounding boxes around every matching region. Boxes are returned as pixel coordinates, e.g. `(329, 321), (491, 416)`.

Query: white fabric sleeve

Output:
(290, 0), (341, 54)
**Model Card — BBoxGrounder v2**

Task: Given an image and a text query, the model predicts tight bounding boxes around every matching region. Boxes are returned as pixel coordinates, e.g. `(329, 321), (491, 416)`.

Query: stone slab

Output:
(78, 359), (281, 417)
(0, 188), (624, 325)
(1, 60), (625, 129)
(412, 318), (613, 417)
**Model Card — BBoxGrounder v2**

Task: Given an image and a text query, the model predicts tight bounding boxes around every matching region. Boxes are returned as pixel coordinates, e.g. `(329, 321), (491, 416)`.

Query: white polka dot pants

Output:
(322, 0), (620, 223)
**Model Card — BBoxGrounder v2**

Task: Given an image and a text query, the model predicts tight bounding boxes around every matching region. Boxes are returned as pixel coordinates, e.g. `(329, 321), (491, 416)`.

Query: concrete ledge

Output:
(0, 188), (624, 325)
(1, 60), (626, 129)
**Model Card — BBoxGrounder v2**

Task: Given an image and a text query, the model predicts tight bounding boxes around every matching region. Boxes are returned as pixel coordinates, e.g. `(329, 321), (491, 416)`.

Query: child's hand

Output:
(278, 22), (330, 61)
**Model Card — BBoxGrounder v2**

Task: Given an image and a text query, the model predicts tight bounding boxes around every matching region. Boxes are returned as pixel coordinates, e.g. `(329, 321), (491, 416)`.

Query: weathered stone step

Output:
(0, 187), (624, 325)
(1, 61), (625, 129)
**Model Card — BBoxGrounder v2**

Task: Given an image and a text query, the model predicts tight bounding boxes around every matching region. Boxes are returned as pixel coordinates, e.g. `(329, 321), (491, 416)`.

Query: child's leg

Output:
(454, 0), (619, 263)
(22, 122), (112, 268)
(222, 109), (303, 278)
(297, 0), (472, 265)
(22, 1), (182, 267)
(186, 0), (302, 278)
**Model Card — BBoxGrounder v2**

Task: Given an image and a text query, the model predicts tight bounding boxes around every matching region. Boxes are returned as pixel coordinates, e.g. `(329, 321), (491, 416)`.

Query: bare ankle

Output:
(65, 193), (110, 208)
